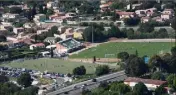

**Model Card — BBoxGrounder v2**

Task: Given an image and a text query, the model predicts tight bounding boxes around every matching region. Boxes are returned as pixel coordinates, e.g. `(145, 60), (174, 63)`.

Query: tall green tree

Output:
(117, 52), (129, 61)
(17, 73), (33, 88)
(149, 55), (168, 72)
(171, 46), (176, 57)
(155, 85), (168, 95)
(0, 75), (9, 83)
(166, 74), (176, 89)
(109, 83), (131, 94)
(171, 17), (176, 46)
(0, 35), (7, 42)
(73, 65), (86, 75)
(133, 82), (149, 95)
(0, 82), (21, 95)
(151, 72), (165, 80)
(125, 55), (148, 77)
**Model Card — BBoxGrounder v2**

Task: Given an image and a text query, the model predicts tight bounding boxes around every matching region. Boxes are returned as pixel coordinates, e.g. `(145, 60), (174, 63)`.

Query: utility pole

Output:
(92, 23), (94, 43)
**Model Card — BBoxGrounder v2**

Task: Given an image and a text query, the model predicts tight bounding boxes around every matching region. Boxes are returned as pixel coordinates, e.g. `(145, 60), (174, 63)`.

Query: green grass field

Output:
(70, 42), (175, 58)
(0, 58), (118, 74)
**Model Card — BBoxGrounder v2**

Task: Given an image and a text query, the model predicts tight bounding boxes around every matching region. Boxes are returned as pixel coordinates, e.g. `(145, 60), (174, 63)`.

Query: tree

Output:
(46, 8), (54, 18)
(167, 57), (176, 73)
(125, 56), (148, 77)
(166, 74), (176, 89)
(0, 35), (7, 42)
(126, 28), (134, 38)
(124, 17), (140, 26)
(73, 66), (86, 75)
(154, 28), (168, 38)
(95, 65), (109, 76)
(50, 47), (54, 58)
(151, 72), (165, 80)
(135, 50), (138, 56)
(110, 2), (125, 10)
(133, 82), (149, 95)
(83, 24), (105, 42)
(0, 82), (21, 95)
(48, 26), (58, 36)
(38, 4), (44, 14)
(13, 22), (24, 28)
(155, 85), (167, 95)
(109, 82), (131, 94)
(117, 52), (129, 61)
(31, 4), (37, 19)
(138, 22), (154, 33)
(15, 86), (39, 95)
(149, 55), (168, 72)
(171, 17), (176, 46)
(0, 75), (9, 83)
(17, 73), (33, 88)
(9, 7), (22, 14)
(108, 25), (121, 38)
(171, 46), (176, 56)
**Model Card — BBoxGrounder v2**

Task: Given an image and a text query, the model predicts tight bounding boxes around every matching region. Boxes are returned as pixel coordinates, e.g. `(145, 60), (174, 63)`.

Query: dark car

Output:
(92, 78), (97, 82)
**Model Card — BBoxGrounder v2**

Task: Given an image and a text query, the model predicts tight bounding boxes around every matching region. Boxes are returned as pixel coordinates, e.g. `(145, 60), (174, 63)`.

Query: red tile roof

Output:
(32, 43), (45, 47)
(124, 77), (167, 85)
(116, 11), (134, 15)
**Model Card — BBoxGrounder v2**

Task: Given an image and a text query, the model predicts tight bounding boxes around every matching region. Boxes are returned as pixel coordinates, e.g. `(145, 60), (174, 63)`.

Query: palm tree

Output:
(171, 14), (176, 46)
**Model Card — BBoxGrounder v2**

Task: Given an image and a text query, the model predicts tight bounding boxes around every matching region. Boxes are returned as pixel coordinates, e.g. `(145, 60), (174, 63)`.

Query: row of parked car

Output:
(0, 66), (71, 79)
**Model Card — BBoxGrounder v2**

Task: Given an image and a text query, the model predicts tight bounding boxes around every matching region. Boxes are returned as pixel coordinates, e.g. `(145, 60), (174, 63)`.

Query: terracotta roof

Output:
(124, 77), (167, 85)
(116, 11), (134, 15)
(141, 17), (150, 19)
(100, 2), (112, 8)
(164, 9), (174, 11)
(31, 43), (45, 47)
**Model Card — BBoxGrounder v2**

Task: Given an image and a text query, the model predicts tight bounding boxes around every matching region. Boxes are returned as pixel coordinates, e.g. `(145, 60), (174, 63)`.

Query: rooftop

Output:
(124, 77), (167, 85)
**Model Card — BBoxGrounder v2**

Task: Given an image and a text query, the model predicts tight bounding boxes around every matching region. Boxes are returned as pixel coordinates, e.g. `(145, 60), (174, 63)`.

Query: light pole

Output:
(92, 23), (94, 43)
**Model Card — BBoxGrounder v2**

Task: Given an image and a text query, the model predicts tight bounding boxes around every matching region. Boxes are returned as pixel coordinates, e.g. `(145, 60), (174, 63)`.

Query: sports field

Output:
(70, 42), (174, 58)
(0, 58), (118, 74)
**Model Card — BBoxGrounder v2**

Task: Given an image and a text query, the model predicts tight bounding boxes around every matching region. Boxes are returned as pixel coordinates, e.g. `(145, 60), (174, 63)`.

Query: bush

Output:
(95, 65), (109, 76)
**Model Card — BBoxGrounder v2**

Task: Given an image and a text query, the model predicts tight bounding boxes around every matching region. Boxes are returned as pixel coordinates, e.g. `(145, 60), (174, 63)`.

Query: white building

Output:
(13, 27), (24, 34)
(37, 29), (48, 35)
(124, 77), (167, 90)
(23, 23), (35, 29)
(2, 13), (19, 19)
(33, 14), (46, 22)
(29, 43), (45, 50)
(47, 1), (58, 8)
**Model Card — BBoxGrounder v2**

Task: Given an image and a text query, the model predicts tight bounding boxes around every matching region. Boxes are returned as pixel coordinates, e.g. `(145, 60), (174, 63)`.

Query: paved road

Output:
(46, 70), (126, 95)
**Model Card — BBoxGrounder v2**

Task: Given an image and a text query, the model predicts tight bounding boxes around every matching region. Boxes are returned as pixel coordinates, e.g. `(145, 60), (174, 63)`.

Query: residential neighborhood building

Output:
(47, 1), (58, 8)
(124, 77), (167, 90)
(116, 11), (136, 19)
(29, 43), (45, 50)
(44, 37), (58, 44)
(33, 14), (46, 22)
(13, 27), (24, 34)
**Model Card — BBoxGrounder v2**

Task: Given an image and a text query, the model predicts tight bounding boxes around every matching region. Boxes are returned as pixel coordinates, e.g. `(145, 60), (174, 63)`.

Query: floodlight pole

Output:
(92, 23), (94, 43)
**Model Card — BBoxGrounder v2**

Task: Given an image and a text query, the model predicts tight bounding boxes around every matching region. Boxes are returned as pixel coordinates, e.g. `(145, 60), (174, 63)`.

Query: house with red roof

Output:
(116, 11), (135, 19)
(124, 77), (167, 90)
(29, 43), (45, 50)
(141, 17), (150, 23)
(100, 2), (112, 12)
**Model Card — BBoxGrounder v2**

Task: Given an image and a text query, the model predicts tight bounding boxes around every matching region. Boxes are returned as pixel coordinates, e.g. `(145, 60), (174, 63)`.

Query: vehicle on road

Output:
(73, 85), (77, 89)
(92, 78), (97, 82)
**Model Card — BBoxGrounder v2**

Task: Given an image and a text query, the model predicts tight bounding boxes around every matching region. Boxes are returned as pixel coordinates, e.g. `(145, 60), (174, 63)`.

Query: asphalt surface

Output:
(46, 70), (126, 95)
